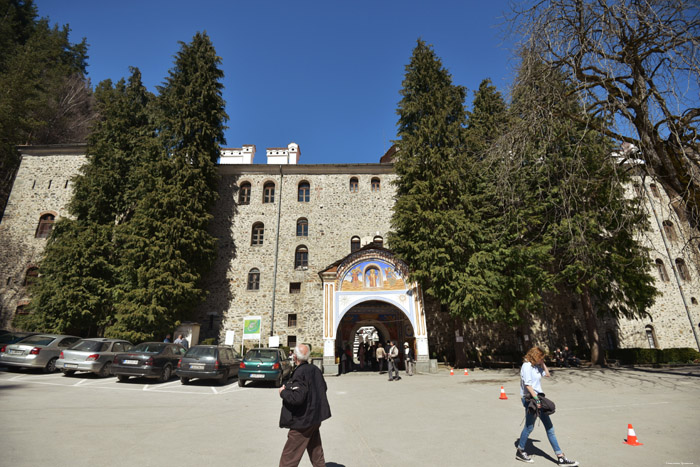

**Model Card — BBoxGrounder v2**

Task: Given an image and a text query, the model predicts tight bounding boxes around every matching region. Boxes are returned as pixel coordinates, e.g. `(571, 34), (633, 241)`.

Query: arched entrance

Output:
(319, 246), (429, 374)
(335, 300), (415, 373)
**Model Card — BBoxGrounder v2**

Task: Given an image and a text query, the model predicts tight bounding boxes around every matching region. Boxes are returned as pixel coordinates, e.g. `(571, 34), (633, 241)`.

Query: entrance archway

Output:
(335, 300), (415, 373)
(319, 246), (429, 375)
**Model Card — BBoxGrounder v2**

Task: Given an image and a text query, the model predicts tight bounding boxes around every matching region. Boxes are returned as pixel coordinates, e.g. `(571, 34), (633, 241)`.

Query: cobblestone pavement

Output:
(0, 365), (698, 466)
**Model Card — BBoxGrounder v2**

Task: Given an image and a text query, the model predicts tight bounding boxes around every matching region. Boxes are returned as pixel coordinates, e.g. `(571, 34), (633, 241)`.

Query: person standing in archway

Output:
(375, 343), (386, 373)
(387, 341), (400, 381)
(404, 342), (414, 376)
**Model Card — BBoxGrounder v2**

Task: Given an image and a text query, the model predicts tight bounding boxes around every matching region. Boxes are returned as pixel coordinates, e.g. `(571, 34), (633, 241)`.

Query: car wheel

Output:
(180, 377), (190, 385)
(62, 370), (76, 377)
(117, 374), (130, 382)
(217, 369), (229, 386)
(44, 357), (57, 373)
(238, 378), (246, 387)
(275, 374), (282, 388)
(158, 365), (172, 383)
(99, 362), (112, 378)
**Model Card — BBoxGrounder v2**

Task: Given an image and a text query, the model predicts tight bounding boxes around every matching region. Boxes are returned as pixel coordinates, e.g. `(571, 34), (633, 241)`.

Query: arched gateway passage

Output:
(319, 246), (429, 374)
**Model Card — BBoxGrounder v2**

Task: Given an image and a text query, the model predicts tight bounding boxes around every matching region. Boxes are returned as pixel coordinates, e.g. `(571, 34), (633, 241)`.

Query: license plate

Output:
(9, 349), (22, 355)
(123, 359), (138, 365)
(190, 364), (204, 370)
(250, 373), (265, 379)
(64, 363), (78, 368)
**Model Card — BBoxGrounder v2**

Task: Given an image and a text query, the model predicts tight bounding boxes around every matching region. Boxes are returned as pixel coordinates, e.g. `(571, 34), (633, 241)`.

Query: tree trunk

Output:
(580, 286), (604, 366)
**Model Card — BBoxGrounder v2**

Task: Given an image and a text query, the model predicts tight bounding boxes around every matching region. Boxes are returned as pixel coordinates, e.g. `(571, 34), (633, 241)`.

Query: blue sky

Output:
(36, 1), (518, 164)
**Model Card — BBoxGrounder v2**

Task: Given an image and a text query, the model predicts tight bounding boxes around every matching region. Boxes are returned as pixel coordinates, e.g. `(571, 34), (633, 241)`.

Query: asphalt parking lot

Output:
(0, 365), (699, 467)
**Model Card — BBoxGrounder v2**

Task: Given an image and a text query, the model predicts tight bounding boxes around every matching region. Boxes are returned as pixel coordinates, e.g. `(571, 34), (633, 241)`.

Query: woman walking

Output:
(516, 346), (579, 465)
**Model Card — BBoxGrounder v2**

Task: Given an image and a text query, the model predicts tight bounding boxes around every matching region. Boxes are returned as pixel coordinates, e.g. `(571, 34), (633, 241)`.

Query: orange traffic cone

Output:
(464, 368), (469, 376)
(499, 386), (508, 400)
(450, 368), (454, 376)
(623, 424), (643, 446)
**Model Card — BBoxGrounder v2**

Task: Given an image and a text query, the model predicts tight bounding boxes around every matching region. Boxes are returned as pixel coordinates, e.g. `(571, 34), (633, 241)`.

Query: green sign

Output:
(243, 316), (262, 339)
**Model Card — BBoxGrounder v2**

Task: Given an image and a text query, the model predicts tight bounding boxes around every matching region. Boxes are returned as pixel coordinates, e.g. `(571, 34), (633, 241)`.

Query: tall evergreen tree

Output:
(388, 39), (469, 310)
(19, 69), (156, 335)
(110, 32), (228, 341)
(501, 57), (658, 364)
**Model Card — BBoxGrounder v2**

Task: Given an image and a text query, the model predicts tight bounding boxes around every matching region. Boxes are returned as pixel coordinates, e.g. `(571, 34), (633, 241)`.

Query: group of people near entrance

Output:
(277, 342), (577, 467)
(338, 340), (415, 378)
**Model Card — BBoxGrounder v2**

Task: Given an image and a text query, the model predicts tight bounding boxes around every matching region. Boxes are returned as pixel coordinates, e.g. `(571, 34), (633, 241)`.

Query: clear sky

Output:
(36, 0), (519, 164)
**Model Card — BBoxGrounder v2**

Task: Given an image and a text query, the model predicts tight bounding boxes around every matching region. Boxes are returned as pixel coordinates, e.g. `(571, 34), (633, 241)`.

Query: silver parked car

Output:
(56, 338), (134, 377)
(0, 334), (80, 372)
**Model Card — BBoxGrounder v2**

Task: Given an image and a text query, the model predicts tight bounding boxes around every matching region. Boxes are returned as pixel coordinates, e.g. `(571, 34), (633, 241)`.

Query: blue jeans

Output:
(518, 397), (562, 455)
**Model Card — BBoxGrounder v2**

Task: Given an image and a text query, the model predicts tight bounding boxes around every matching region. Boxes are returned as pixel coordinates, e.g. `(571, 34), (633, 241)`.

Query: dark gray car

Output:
(56, 338), (134, 377)
(175, 345), (242, 385)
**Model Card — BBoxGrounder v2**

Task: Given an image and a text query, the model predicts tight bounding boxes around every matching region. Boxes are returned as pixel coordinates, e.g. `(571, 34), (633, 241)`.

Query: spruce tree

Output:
(504, 58), (658, 364)
(388, 40), (472, 313)
(20, 69), (156, 335)
(110, 32), (228, 341)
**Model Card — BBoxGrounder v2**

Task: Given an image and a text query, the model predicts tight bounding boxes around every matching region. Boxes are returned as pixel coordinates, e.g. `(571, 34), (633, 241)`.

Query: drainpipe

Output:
(270, 166), (284, 337)
(642, 181), (700, 352)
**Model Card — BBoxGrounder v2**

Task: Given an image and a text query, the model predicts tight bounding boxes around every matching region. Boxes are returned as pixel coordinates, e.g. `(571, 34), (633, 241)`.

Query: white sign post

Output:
(224, 330), (235, 346)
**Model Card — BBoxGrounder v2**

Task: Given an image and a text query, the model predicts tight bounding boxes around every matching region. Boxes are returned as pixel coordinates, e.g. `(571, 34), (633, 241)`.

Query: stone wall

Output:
(0, 146), (87, 328)
(195, 164), (397, 352)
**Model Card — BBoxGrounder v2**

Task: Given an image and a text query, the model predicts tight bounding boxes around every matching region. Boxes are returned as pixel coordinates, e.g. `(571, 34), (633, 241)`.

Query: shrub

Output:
(200, 338), (216, 345)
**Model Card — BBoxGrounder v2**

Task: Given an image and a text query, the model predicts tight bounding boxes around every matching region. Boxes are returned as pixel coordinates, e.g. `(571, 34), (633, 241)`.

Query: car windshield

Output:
(185, 347), (216, 358)
(130, 343), (166, 353)
(70, 340), (110, 352)
(17, 335), (56, 346)
(245, 349), (278, 361)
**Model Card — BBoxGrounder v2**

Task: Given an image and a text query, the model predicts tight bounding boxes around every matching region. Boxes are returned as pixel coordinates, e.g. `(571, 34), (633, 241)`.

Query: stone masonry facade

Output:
(1, 143), (698, 356)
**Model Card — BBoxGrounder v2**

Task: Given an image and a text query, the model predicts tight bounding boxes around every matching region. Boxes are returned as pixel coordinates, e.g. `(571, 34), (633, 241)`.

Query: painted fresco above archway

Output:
(339, 259), (406, 291)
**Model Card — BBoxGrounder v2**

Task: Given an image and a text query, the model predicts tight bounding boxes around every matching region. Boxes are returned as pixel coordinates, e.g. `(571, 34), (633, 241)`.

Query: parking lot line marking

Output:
(211, 386), (218, 394)
(143, 384), (151, 391)
(73, 379), (87, 386)
(157, 380), (182, 389)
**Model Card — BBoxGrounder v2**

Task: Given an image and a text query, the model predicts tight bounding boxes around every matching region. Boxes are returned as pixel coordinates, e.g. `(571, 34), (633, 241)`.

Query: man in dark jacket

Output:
(278, 344), (331, 467)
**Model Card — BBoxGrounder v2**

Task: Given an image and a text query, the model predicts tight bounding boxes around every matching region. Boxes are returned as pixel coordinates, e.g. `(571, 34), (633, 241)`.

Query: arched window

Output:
(645, 325), (657, 349)
(351, 236), (361, 253)
(662, 220), (677, 241)
(371, 177), (381, 192)
(298, 181), (310, 202)
(24, 267), (39, 286)
(35, 213), (55, 238)
(655, 259), (669, 282)
(238, 182), (251, 205)
(676, 258), (690, 281)
(247, 269), (260, 290)
(263, 182), (275, 204)
(294, 246), (308, 269)
(373, 236), (383, 248)
(649, 183), (660, 198)
(251, 223), (264, 245)
(349, 177), (359, 193)
(296, 218), (308, 237)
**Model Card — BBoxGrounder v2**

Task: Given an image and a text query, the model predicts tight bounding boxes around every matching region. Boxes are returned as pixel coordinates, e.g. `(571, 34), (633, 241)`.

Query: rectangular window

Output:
(289, 282), (301, 293)
(288, 314), (297, 327)
(288, 335), (297, 348)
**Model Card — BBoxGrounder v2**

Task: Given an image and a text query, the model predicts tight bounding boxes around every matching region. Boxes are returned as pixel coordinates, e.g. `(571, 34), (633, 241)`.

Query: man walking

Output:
(278, 344), (331, 467)
(387, 340), (400, 381)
